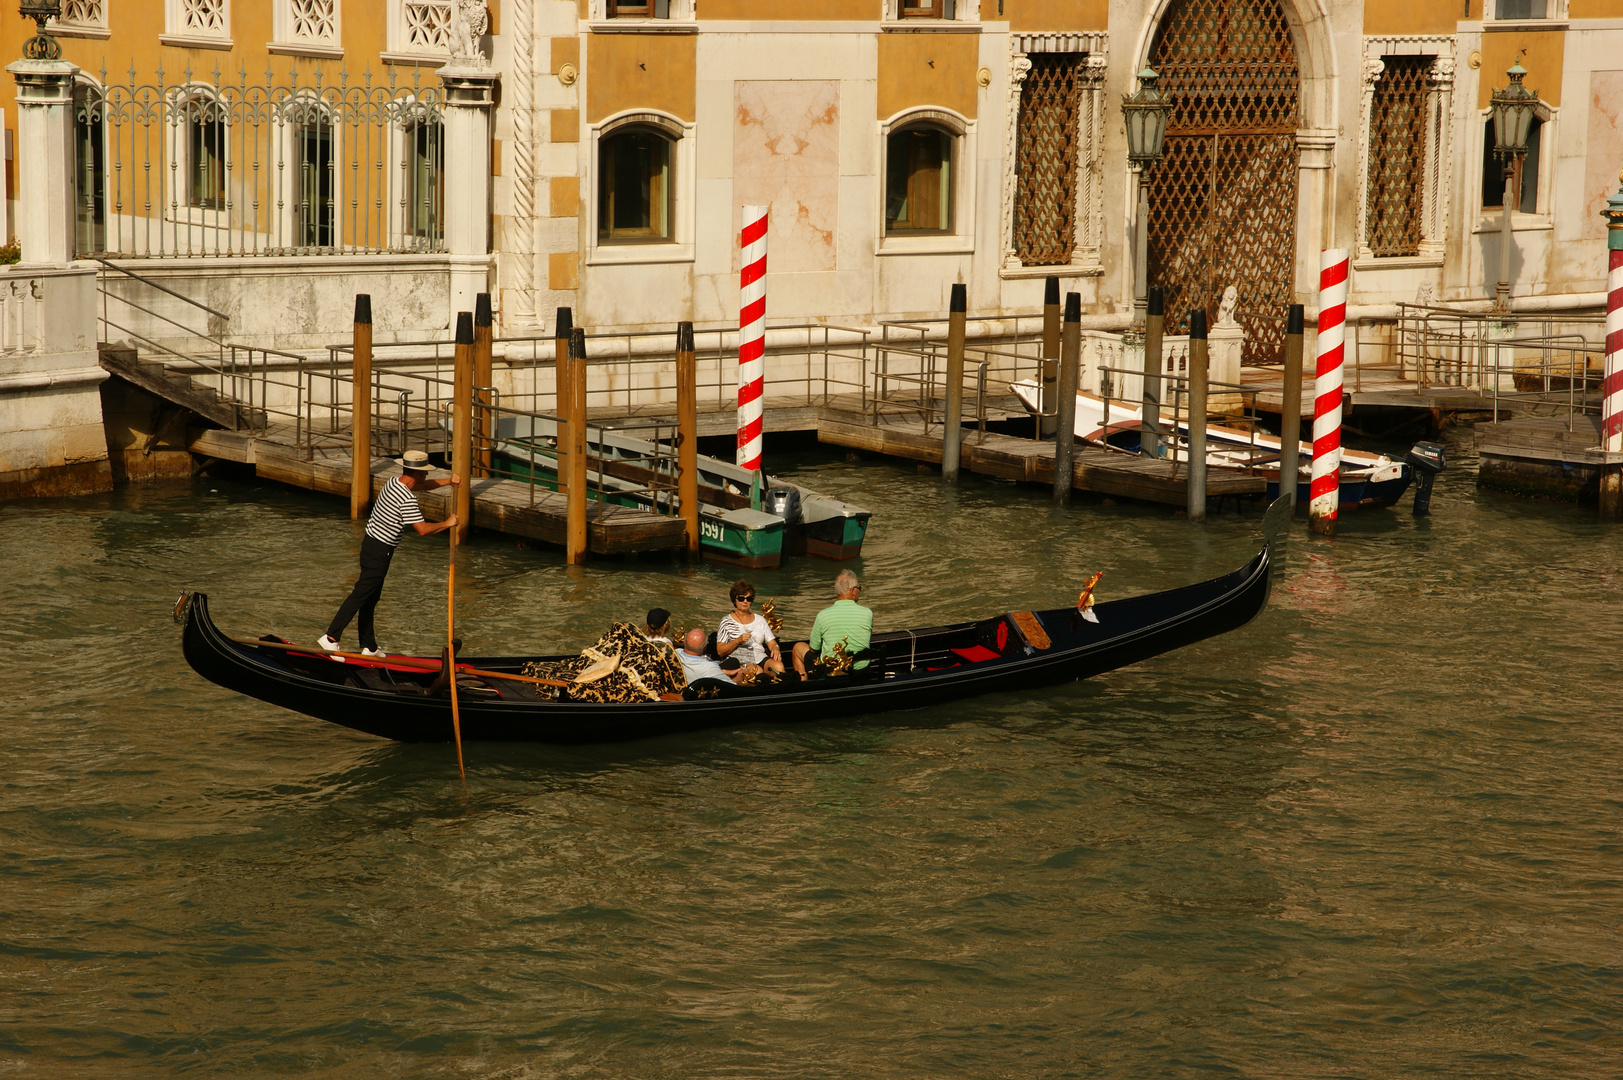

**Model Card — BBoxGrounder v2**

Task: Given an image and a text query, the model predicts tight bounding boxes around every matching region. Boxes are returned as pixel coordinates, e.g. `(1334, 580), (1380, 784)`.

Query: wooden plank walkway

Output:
(1239, 366), (1499, 413)
(815, 412), (1264, 506)
(191, 426), (688, 555)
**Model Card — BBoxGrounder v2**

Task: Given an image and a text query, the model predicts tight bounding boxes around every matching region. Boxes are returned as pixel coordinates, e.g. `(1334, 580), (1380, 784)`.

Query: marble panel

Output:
(734, 81), (841, 274)
(1582, 70), (1623, 242)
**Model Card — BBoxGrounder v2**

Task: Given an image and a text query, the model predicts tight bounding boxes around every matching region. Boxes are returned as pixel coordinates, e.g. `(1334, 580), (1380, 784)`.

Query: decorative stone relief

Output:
(448, 0), (488, 67)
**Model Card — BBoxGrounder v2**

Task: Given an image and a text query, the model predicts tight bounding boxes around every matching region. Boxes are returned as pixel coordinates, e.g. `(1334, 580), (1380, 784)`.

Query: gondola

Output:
(180, 547), (1272, 746)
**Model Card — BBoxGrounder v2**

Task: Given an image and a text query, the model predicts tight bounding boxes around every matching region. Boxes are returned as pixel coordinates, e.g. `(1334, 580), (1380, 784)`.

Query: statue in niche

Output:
(449, 0), (489, 67)
(1216, 285), (1240, 328)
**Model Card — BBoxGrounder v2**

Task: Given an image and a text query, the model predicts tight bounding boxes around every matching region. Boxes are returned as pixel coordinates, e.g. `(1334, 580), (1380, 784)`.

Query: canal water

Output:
(4, 429), (1620, 1077)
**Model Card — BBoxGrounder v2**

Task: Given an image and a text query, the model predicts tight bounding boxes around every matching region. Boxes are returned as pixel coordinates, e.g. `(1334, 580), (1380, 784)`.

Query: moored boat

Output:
(180, 546), (1273, 745)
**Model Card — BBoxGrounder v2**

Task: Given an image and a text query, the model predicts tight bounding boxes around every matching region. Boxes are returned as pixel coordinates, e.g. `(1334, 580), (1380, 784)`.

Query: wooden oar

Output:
(231, 636), (571, 688)
(448, 527), (466, 779)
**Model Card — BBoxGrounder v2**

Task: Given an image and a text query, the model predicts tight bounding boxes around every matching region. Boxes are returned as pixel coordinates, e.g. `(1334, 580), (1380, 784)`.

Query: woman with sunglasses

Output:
(716, 579), (784, 675)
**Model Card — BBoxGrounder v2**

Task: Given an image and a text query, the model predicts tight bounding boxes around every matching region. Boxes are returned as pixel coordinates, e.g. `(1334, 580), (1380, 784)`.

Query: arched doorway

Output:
(1144, 0), (1299, 364)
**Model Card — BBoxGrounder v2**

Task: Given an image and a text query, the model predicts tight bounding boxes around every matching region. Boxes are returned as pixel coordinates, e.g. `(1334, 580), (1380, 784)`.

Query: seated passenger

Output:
(677, 627), (737, 686)
(792, 569), (873, 676)
(644, 607), (674, 648)
(716, 579), (785, 675)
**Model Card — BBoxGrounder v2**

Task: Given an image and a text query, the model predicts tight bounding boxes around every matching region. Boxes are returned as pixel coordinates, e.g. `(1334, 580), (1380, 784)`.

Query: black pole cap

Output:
(455, 311), (474, 344)
(677, 320), (694, 352)
(1064, 292), (1081, 322)
(1147, 286), (1163, 318)
(1287, 303), (1304, 336)
(1044, 276), (1060, 306)
(1189, 309), (1208, 339)
(950, 282), (967, 313)
(568, 326), (587, 360)
(354, 294), (372, 325)
(555, 307), (573, 338)
(475, 292), (492, 327)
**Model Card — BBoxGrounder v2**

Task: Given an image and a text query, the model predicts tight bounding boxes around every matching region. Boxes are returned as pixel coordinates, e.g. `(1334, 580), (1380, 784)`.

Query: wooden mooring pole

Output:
(349, 293), (372, 520)
(566, 327), (589, 565)
(554, 307), (573, 498)
(676, 321), (701, 556)
(452, 311), (475, 546)
(1140, 286), (1163, 459)
(942, 283), (967, 483)
(1039, 275), (1060, 438)
(1186, 309), (1209, 522)
(1280, 303), (1306, 514)
(473, 292), (493, 479)
(1053, 292), (1081, 505)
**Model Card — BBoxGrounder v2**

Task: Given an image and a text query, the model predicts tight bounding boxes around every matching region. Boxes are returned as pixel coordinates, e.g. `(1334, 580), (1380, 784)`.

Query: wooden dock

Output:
(191, 426), (689, 555)
(815, 412), (1264, 506)
(1472, 415), (1622, 502)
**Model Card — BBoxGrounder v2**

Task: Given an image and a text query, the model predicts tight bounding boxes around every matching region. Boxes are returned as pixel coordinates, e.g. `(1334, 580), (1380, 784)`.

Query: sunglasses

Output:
(735, 595), (755, 603)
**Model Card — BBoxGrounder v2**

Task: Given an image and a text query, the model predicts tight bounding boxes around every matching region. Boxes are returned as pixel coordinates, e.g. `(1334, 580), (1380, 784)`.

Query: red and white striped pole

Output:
(737, 204), (768, 472)
(1600, 180), (1623, 518)
(1310, 248), (1349, 536)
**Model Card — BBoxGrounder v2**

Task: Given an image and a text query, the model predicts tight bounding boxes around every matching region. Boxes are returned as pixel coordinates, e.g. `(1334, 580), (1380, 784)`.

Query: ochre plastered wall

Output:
(1477, 30), (1564, 108)
(1568, 0), (1623, 16)
(1003, 0), (1108, 31)
(585, 33), (697, 123)
(876, 32), (979, 120)
(1361, 0), (1455, 36)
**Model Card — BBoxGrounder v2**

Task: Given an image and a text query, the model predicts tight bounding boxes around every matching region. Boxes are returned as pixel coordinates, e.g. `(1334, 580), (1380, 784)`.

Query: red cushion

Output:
(950, 645), (1001, 663)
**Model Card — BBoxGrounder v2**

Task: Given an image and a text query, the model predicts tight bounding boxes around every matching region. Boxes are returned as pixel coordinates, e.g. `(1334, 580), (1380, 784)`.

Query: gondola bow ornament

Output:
(1078, 572), (1103, 624)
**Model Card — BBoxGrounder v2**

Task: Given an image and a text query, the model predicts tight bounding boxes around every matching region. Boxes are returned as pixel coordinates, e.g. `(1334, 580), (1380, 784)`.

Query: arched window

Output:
(73, 79), (106, 255)
(598, 126), (675, 242)
(1481, 115), (1542, 213)
(885, 123), (955, 233)
(177, 89), (226, 210)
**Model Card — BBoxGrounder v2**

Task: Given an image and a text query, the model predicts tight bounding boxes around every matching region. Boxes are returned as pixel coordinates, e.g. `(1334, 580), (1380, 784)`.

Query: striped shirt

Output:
(365, 476), (426, 546)
(718, 613), (776, 666)
(809, 599), (873, 667)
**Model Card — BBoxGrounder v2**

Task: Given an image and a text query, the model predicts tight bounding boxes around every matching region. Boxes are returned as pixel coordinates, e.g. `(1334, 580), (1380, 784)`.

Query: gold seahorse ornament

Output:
(1077, 572), (1103, 624)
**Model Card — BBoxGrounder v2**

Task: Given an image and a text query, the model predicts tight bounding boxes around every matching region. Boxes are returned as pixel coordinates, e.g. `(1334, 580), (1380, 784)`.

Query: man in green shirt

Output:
(793, 570), (873, 676)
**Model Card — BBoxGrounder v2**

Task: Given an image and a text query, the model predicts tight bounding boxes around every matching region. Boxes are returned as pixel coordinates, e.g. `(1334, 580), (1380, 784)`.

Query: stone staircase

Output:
(97, 343), (267, 432)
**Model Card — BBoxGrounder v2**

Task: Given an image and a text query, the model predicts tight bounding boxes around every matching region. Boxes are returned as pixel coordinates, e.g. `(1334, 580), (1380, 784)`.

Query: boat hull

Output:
(181, 548), (1273, 745)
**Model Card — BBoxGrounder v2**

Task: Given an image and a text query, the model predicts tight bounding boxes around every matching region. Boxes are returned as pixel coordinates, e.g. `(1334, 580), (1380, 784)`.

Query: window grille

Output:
(404, 0), (451, 50)
(289, 0), (338, 43)
(1013, 53), (1082, 266)
(182, 0), (227, 33)
(1144, 0), (1300, 363)
(1365, 55), (1429, 258)
(58, 0), (106, 26)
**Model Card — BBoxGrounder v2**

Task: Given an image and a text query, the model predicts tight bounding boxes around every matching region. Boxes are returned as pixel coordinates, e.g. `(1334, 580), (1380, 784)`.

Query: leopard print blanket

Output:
(519, 622), (686, 703)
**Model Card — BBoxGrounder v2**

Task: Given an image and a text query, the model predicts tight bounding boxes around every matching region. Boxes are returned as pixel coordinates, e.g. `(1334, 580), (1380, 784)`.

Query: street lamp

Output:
(18, 0), (62, 60)
(1490, 61), (1538, 311)
(1122, 67), (1170, 328)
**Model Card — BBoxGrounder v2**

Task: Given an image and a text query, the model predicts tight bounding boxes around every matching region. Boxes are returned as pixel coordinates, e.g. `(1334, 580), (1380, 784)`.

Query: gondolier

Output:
(318, 450), (459, 657)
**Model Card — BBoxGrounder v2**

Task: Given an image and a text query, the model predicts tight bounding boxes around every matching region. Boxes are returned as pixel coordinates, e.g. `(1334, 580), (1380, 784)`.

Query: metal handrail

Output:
(91, 256), (231, 321)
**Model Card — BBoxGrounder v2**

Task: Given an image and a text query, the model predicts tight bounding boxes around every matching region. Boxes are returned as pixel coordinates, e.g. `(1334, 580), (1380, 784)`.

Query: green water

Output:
(4, 430), (1621, 1077)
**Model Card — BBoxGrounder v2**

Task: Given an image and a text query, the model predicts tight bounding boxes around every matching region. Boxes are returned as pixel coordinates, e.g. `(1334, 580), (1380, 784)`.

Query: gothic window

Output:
(1365, 55), (1430, 258)
(1481, 115), (1542, 213)
(403, 115), (444, 243)
(404, 0), (452, 51)
(278, 0), (339, 45)
(56, 0), (106, 29)
(186, 95), (227, 210)
(598, 128), (675, 242)
(1014, 53), (1082, 266)
(182, 0), (226, 33)
(885, 124), (956, 233)
(73, 80), (106, 255)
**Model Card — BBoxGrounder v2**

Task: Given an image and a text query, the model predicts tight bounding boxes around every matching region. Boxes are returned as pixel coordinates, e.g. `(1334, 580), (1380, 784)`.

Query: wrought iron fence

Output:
(72, 63), (445, 259)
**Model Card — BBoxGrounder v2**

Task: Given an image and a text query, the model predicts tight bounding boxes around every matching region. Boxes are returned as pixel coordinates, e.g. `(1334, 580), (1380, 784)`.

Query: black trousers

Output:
(326, 536), (396, 650)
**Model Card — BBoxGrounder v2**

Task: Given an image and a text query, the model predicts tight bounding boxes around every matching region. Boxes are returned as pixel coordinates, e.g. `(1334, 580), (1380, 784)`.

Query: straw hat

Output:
(393, 450), (439, 473)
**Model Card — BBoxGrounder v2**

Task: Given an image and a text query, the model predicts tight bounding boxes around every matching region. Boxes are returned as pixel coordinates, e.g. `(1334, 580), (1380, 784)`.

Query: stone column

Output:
(7, 59), (78, 265)
(438, 65), (501, 322)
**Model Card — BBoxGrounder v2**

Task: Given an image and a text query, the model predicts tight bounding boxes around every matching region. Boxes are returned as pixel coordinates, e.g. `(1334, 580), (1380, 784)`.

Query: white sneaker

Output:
(361, 646), (387, 658)
(317, 635), (341, 652)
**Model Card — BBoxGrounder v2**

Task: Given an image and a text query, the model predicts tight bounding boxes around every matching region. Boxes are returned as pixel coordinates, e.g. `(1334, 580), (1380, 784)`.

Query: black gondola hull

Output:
(182, 547), (1272, 745)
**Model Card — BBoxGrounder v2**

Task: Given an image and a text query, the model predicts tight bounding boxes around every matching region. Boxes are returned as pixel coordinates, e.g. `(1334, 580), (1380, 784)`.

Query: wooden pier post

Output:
(473, 292), (493, 478)
(676, 321), (701, 555)
(349, 293), (372, 520)
(452, 311), (475, 545)
(1280, 303), (1306, 513)
(554, 307), (573, 497)
(1187, 309), (1209, 523)
(942, 283), (967, 483)
(1054, 292), (1082, 505)
(566, 327), (590, 564)
(1140, 286), (1163, 459)
(1039, 275), (1061, 438)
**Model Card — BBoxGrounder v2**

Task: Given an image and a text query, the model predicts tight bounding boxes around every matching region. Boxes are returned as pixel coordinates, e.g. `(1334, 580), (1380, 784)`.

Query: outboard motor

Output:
(764, 485), (803, 527)
(1405, 442), (1446, 515)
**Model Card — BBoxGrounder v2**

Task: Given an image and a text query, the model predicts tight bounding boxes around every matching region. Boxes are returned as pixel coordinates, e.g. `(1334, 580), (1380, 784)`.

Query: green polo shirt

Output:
(809, 598), (873, 667)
